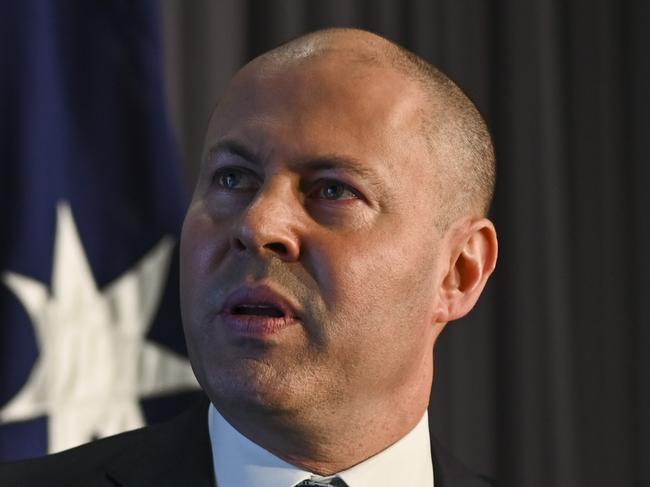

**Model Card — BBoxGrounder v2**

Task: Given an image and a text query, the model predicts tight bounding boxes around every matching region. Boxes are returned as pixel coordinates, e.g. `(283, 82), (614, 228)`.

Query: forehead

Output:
(205, 55), (428, 170)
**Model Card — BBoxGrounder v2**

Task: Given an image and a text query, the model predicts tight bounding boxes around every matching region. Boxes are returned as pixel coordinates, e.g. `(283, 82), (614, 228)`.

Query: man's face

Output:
(180, 55), (450, 416)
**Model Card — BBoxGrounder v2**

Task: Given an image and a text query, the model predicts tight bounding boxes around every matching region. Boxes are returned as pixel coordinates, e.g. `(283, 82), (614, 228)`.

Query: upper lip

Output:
(220, 285), (299, 319)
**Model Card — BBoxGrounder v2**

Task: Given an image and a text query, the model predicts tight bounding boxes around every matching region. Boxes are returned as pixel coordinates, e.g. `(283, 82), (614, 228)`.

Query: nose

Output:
(232, 182), (301, 262)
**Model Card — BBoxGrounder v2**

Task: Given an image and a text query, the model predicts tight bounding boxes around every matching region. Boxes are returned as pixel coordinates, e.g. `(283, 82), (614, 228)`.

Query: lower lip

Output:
(219, 313), (297, 339)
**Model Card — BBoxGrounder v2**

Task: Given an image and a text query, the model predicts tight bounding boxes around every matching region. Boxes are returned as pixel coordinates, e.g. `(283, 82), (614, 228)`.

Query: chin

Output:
(203, 363), (303, 415)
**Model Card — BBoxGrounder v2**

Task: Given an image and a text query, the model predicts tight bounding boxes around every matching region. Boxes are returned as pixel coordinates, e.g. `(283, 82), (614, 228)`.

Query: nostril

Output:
(264, 242), (288, 255)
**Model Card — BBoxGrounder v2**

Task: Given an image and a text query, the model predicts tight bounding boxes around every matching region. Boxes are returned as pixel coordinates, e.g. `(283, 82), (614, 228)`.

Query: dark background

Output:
(160, 1), (649, 486)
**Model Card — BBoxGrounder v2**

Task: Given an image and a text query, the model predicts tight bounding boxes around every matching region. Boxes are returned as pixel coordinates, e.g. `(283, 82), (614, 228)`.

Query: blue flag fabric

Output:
(0, 1), (199, 461)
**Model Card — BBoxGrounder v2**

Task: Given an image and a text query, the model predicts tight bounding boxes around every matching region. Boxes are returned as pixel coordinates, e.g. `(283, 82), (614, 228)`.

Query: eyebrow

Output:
(205, 139), (387, 193)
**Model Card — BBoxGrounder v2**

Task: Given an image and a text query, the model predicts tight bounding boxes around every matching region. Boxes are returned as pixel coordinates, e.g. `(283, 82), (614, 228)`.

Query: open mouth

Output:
(220, 286), (298, 338)
(231, 305), (284, 318)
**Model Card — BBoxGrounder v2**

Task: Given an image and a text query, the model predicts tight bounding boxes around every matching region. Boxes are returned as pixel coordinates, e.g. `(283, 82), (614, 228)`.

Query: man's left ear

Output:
(434, 218), (498, 323)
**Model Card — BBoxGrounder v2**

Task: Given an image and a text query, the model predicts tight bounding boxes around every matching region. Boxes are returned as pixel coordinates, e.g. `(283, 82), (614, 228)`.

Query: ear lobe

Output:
(435, 219), (498, 323)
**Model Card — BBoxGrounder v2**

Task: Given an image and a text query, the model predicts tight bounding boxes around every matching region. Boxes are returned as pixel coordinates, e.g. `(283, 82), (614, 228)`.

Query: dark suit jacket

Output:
(0, 396), (495, 486)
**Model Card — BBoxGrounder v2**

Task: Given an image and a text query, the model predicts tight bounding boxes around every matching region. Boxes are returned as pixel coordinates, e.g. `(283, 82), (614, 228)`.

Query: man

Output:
(0, 28), (498, 486)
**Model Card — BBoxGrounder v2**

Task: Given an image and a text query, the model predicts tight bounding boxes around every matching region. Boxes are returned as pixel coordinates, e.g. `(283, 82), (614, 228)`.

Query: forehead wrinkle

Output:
(218, 44), (427, 147)
(207, 69), (423, 169)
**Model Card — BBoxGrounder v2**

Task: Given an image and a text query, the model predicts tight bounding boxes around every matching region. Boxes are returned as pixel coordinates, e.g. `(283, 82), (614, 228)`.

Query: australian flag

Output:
(0, 1), (200, 461)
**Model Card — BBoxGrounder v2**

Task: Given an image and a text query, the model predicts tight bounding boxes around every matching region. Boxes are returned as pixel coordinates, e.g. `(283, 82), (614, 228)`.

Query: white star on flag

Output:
(0, 202), (199, 453)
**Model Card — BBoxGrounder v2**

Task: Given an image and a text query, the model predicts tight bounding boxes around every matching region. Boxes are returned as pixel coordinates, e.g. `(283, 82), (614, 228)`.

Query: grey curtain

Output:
(160, 1), (649, 486)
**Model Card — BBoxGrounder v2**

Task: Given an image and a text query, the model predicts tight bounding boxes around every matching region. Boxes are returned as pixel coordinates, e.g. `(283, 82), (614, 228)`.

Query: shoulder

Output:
(0, 424), (154, 486)
(0, 396), (212, 487)
(430, 435), (499, 487)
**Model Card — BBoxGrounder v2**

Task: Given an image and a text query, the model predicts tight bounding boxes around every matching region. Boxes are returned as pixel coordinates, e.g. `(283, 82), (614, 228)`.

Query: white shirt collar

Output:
(208, 403), (434, 487)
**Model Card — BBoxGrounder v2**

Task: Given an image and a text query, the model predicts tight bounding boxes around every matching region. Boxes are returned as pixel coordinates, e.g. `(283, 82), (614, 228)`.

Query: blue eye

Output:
(219, 171), (240, 189)
(214, 168), (258, 191)
(318, 180), (357, 200)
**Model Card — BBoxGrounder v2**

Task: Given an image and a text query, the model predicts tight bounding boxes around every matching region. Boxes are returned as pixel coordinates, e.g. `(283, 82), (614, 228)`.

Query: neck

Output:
(215, 373), (432, 475)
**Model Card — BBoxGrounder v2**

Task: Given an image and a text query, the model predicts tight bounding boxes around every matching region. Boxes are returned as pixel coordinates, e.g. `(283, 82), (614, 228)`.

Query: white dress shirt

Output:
(208, 403), (434, 487)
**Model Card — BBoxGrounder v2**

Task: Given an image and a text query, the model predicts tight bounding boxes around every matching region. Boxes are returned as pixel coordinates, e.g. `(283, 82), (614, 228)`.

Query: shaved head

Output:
(246, 28), (496, 228)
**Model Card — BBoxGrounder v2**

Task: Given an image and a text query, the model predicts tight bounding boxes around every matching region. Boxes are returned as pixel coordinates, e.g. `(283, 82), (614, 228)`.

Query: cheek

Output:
(314, 231), (436, 322)
(179, 205), (229, 308)
(310, 232), (439, 391)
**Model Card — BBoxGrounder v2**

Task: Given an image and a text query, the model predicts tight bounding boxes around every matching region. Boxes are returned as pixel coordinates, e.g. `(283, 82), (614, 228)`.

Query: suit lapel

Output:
(105, 397), (215, 487)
